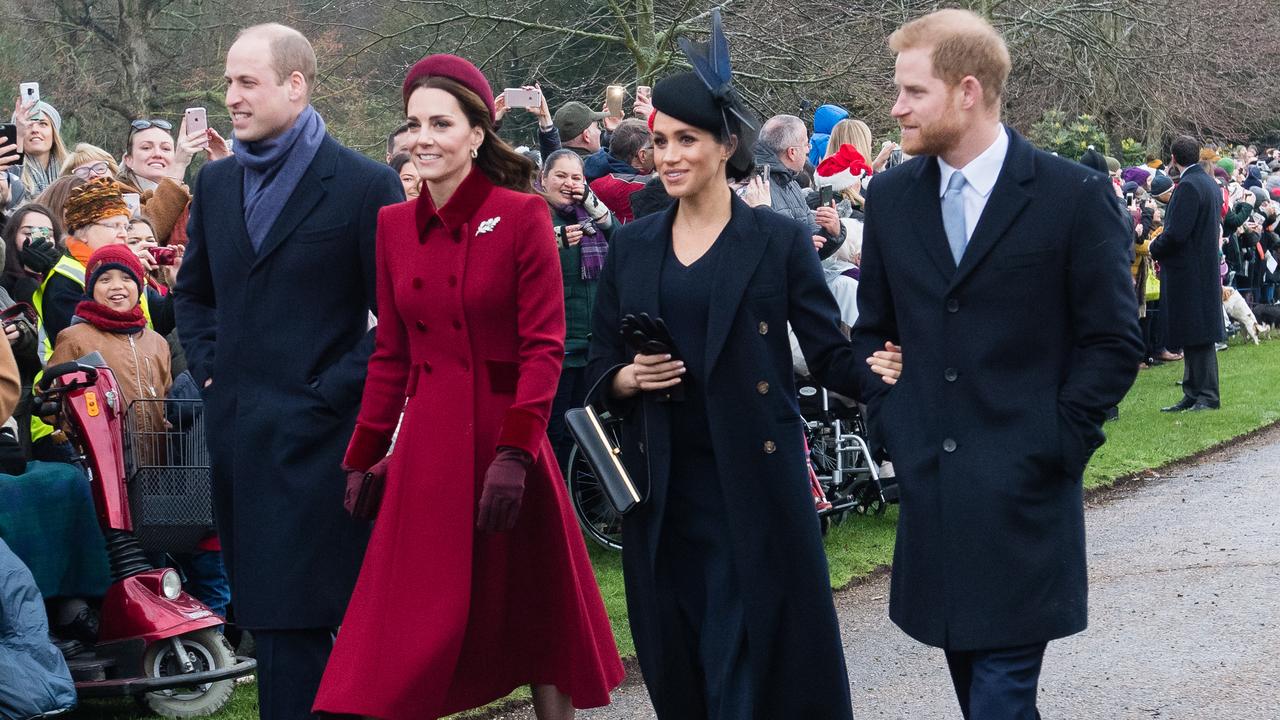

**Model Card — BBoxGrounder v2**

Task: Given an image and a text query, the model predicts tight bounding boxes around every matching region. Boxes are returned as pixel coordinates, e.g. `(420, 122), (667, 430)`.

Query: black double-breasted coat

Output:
(174, 136), (403, 628)
(586, 196), (862, 718)
(1149, 163), (1227, 348)
(850, 129), (1143, 652)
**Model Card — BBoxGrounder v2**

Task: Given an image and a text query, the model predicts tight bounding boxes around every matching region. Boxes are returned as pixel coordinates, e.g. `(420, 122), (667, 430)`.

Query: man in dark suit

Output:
(853, 9), (1143, 718)
(174, 23), (402, 720)
(1150, 136), (1226, 412)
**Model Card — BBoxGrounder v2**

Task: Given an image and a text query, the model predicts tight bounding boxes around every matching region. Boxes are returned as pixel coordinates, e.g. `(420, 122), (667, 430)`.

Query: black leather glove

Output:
(19, 237), (61, 276)
(477, 447), (532, 532)
(620, 312), (685, 401)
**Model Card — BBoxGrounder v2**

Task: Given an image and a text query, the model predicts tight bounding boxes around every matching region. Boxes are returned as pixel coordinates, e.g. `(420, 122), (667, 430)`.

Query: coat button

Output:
(452, 319), (462, 330)
(758, 322), (769, 335)
(756, 381), (769, 395)
(422, 361), (432, 373)
(943, 438), (957, 453)
(944, 368), (958, 382)
(763, 440), (777, 453)
(415, 320), (426, 332)
(448, 275), (458, 287)
(412, 278), (423, 289)
(946, 298), (960, 313)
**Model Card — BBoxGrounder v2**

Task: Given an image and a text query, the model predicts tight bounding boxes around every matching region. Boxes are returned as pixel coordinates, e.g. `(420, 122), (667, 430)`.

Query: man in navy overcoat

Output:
(1150, 136), (1227, 412)
(852, 10), (1143, 718)
(173, 24), (402, 720)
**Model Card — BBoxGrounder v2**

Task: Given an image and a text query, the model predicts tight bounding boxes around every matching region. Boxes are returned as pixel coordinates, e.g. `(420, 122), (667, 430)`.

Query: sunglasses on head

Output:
(129, 119), (173, 134)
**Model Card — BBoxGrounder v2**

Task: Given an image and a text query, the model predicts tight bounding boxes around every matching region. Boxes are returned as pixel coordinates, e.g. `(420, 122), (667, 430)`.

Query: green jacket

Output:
(549, 204), (616, 367)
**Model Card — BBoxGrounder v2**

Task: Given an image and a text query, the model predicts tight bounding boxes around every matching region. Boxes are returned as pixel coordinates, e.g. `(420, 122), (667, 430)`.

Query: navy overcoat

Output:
(851, 129), (1143, 652)
(174, 135), (403, 628)
(1149, 163), (1227, 348)
(586, 196), (861, 717)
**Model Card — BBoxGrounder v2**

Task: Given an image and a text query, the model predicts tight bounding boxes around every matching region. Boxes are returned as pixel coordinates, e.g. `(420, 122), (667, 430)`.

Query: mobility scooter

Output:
(33, 353), (255, 717)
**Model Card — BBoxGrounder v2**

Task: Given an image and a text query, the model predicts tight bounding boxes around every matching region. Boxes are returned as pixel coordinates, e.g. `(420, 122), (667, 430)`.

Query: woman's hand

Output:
(170, 117), (202, 180)
(494, 92), (510, 123)
(11, 97), (31, 153)
(612, 353), (685, 399)
(159, 244), (185, 286)
(866, 341), (903, 386)
(562, 224), (585, 246)
(4, 322), (19, 347)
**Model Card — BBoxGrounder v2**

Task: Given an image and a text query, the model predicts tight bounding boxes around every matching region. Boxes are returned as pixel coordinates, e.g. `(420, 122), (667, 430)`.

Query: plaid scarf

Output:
(557, 203), (608, 280)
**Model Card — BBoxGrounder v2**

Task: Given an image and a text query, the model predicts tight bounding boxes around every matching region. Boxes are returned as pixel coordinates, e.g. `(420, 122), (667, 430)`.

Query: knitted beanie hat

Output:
(86, 243), (145, 292)
(64, 177), (130, 233)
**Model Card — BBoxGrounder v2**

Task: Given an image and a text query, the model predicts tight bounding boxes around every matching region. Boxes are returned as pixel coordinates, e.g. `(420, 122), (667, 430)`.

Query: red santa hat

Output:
(815, 144), (873, 192)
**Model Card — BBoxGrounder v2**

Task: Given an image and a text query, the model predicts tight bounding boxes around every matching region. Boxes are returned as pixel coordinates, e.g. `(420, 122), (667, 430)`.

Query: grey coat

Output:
(752, 144), (845, 258)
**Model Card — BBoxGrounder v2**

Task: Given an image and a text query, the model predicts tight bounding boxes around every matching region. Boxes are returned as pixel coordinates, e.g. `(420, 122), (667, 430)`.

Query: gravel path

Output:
(494, 427), (1280, 719)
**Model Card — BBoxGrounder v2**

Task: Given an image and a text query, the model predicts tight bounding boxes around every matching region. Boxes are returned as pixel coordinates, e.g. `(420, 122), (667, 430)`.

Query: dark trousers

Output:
(944, 642), (1047, 720)
(548, 363), (588, 473)
(255, 628), (335, 720)
(1181, 342), (1220, 406)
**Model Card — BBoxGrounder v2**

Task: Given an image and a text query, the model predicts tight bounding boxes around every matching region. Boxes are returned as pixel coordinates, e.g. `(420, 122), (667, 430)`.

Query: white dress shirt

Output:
(937, 125), (1010, 243)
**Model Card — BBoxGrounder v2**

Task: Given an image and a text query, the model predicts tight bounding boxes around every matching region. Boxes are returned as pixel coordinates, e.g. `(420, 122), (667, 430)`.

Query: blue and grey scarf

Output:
(234, 105), (326, 251)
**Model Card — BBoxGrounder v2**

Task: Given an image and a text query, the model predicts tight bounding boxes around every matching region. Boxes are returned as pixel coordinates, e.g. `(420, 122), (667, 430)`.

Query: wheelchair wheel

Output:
(567, 444), (623, 551)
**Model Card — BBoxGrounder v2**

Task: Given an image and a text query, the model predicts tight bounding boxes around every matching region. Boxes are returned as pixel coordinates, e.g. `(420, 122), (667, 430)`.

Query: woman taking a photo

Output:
(584, 16), (899, 717)
(313, 54), (622, 720)
(540, 148), (616, 470)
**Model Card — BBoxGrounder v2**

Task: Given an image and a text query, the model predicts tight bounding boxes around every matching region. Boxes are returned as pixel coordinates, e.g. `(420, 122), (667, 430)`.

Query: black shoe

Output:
(1161, 398), (1195, 413)
(1104, 406), (1120, 422)
(52, 607), (99, 645)
(1188, 402), (1220, 412)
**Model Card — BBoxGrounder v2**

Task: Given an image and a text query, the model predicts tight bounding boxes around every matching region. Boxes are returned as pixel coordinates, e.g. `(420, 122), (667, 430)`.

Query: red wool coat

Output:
(313, 168), (623, 719)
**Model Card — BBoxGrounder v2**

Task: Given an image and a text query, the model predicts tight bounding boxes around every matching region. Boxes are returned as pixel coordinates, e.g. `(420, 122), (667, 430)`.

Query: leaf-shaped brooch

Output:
(476, 216), (501, 235)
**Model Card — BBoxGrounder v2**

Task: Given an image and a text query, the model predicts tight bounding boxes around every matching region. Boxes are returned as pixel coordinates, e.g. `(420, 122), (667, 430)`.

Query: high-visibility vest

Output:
(30, 254), (154, 442)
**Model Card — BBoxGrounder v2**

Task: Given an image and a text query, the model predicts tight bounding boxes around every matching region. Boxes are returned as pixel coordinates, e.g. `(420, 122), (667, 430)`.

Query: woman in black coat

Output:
(585, 68), (897, 718)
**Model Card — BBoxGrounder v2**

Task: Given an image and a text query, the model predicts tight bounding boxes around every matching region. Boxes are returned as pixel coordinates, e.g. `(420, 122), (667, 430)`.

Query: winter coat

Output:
(752, 143), (845, 258)
(315, 167), (622, 719)
(49, 321), (171, 460)
(173, 134), (404, 628)
(0, 538), (76, 720)
(586, 195), (863, 717)
(548, 202), (616, 366)
(851, 128), (1142, 651)
(1151, 163), (1228, 347)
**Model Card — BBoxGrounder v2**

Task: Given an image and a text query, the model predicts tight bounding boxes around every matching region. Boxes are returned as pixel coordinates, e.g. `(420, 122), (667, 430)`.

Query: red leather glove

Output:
(477, 447), (532, 532)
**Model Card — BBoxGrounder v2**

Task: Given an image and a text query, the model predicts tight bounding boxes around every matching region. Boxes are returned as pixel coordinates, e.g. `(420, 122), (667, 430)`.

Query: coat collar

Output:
(415, 166), (494, 239)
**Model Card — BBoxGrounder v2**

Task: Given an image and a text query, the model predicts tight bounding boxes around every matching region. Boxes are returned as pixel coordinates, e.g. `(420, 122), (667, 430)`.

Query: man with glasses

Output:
(753, 114), (847, 258)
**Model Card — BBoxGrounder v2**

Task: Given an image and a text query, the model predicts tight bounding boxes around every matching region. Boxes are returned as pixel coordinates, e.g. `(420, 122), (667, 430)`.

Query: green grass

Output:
(69, 338), (1280, 719)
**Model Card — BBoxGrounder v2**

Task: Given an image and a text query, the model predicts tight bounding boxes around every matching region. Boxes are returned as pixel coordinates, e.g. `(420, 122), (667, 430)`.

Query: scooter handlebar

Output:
(36, 362), (100, 394)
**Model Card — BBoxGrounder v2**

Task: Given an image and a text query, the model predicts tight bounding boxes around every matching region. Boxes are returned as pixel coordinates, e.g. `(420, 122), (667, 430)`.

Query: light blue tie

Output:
(942, 171), (968, 264)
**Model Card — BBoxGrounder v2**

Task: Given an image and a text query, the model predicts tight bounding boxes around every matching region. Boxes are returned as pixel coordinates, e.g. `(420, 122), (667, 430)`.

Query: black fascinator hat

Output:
(651, 10), (758, 180)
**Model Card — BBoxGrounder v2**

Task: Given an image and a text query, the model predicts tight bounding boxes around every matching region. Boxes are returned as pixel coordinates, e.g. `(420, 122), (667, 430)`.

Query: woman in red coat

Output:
(312, 55), (623, 719)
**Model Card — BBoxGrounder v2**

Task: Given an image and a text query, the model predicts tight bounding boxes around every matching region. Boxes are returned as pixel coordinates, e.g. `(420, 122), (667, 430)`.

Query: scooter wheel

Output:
(139, 628), (236, 718)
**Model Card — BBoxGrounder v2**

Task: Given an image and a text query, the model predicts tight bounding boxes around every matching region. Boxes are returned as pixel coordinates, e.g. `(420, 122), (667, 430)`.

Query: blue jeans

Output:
(175, 549), (231, 620)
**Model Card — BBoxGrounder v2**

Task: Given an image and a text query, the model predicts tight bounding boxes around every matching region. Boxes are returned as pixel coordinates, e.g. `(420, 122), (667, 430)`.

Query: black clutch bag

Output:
(565, 404), (643, 515)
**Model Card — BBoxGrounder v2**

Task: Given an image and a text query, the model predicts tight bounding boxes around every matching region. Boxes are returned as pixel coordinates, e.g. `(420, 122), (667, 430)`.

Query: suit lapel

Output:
(949, 128), (1034, 291)
(705, 198), (769, 374)
(630, 205), (669, 321)
(905, 158), (959, 280)
(252, 138), (337, 268)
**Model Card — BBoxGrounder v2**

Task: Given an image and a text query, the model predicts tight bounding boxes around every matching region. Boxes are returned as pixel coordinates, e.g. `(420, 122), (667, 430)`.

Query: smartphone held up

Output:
(502, 88), (542, 110)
